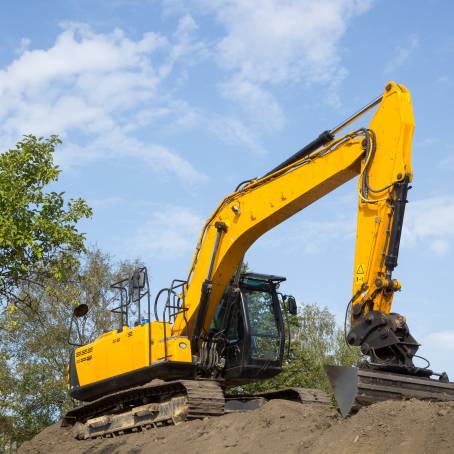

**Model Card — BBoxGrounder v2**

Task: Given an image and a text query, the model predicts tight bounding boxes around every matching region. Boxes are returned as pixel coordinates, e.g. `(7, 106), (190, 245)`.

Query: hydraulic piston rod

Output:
(266, 93), (383, 176)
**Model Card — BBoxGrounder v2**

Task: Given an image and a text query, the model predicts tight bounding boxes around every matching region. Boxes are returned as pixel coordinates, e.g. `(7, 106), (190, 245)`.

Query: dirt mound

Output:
(18, 399), (454, 454)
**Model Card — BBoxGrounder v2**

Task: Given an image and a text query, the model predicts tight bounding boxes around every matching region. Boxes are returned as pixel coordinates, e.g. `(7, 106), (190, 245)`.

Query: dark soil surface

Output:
(18, 399), (454, 454)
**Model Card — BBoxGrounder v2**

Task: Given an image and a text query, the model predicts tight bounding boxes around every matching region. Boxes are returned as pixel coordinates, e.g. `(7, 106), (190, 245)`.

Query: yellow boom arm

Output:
(172, 82), (414, 366)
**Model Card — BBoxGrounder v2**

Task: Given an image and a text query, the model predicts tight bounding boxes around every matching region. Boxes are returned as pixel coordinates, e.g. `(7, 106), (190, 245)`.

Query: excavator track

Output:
(63, 379), (332, 439)
(63, 379), (225, 439)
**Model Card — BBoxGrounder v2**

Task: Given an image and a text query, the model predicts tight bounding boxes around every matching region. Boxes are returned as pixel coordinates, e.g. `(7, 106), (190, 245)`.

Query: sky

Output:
(1, 0), (454, 375)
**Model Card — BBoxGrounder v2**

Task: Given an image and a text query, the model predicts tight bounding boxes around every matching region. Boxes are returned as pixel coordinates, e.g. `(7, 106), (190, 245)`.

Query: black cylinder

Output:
(265, 130), (334, 176)
(385, 177), (409, 272)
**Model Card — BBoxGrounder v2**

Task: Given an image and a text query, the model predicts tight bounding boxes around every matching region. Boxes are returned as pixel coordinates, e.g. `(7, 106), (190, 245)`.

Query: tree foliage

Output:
(0, 137), (144, 452)
(0, 135), (92, 307)
(0, 249), (121, 452)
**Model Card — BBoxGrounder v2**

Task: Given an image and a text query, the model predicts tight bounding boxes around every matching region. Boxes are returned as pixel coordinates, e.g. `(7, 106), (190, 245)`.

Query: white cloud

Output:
(203, 0), (374, 122)
(127, 206), (204, 258)
(0, 21), (205, 182)
(209, 0), (373, 84)
(384, 35), (419, 74)
(58, 131), (205, 183)
(220, 76), (285, 130)
(0, 2), (378, 168)
(403, 196), (454, 255)
(15, 37), (31, 55)
(209, 115), (267, 155)
(159, 1), (375, 153)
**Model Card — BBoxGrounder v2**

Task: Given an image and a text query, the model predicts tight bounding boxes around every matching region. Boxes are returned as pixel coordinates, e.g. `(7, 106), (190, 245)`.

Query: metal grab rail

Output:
(155, 279), (189, 360)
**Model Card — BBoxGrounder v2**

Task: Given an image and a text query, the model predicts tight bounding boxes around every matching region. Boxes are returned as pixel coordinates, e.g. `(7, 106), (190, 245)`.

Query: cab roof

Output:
(240, 272), (286, 284)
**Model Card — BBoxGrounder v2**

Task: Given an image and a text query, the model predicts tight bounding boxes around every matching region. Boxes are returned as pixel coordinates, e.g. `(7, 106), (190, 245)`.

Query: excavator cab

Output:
(210, 273), (288, 384)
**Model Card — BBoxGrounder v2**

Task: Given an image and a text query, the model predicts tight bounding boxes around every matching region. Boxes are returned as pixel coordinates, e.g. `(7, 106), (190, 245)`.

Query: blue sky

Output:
(1, 0), (454, 375)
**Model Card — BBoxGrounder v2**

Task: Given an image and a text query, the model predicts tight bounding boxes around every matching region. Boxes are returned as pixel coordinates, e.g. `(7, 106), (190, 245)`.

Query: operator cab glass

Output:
(243, 289), (280, 361)
(214, 272), (286, 384)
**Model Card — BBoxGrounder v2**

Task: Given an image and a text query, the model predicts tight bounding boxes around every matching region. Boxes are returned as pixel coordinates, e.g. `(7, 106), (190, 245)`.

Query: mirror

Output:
(131, 269), (146, 290)
(129, 269), (146, 302)
(286, 296), (297, 316)
(73, 303), (89, 318)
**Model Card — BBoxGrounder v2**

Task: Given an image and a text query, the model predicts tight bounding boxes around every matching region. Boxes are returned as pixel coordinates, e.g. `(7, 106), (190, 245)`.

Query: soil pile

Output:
(18, 399), (454, 454)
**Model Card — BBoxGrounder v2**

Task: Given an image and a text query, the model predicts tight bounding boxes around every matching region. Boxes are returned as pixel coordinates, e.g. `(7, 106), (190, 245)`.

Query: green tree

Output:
(0, 249), (121, 452)
(243, 303), (361, 394)
(0, 135), (92, 309)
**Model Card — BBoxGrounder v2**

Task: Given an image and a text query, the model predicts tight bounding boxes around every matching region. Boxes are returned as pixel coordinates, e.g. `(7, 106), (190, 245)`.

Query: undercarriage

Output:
(63, 379), (330, 439)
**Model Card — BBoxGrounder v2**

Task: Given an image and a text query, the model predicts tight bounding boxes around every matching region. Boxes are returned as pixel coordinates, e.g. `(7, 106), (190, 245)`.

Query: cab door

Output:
(223, 284), (285, 383)
(224, 294), (247, 371)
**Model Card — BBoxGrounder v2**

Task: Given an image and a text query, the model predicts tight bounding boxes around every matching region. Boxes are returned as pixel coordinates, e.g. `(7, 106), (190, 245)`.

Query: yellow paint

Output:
(352, 82), (414, 316)
(74, 321), (192, 387)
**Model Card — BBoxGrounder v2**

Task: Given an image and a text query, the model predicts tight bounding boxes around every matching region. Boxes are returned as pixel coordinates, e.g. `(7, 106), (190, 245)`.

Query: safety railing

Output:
(154, 279), (189, 361)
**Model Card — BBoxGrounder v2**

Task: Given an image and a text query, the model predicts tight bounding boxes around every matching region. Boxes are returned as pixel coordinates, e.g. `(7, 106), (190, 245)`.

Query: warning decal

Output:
(355, 264), (365, 282)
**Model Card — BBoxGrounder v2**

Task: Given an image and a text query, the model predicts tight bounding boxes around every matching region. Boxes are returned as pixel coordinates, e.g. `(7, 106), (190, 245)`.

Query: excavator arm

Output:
(352, 82), (413, 316)
(347, 83), (418, 371)
(173, 82), (417, 374)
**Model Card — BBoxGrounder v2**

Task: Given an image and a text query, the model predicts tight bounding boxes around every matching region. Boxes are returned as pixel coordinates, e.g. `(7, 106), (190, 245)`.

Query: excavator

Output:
(63, 82), (454, 438)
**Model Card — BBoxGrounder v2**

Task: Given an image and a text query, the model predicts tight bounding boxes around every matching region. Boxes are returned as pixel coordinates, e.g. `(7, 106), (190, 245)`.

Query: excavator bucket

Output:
(325, 365), (454, 417)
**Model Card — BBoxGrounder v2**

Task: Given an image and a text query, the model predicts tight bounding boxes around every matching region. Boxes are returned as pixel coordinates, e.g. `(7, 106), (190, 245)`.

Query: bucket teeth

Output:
(325, 365), (454, 417)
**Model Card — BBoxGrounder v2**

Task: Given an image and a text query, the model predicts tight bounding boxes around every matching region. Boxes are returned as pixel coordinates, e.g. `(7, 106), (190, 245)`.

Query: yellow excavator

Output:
(63, 82), (454, 438)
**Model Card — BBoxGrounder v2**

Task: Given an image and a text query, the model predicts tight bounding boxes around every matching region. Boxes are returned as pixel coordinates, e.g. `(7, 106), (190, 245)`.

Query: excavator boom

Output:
(174, 82), (415, 358)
